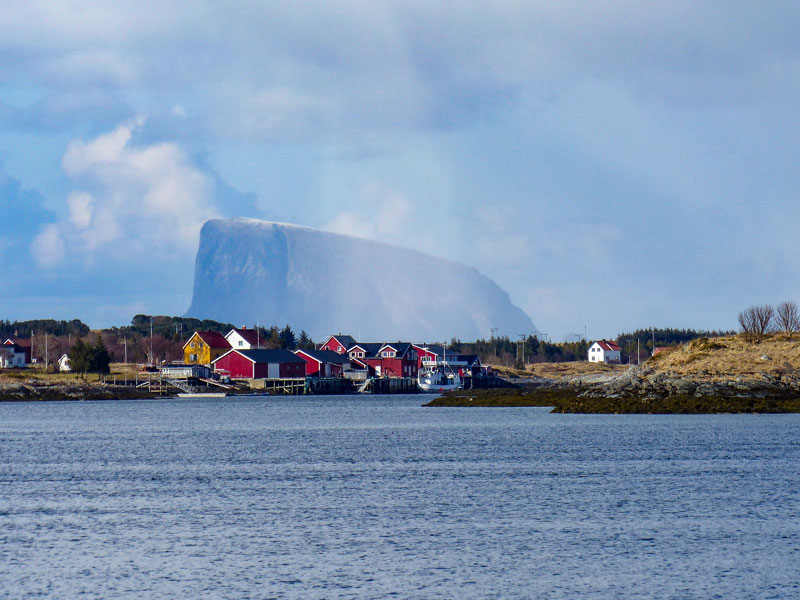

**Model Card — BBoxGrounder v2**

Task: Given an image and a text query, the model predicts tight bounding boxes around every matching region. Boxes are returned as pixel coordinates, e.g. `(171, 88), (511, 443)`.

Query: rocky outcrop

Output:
(186, 218), (536, 340)
(432, 367), (800, 413)
(0, 381), (153, 402)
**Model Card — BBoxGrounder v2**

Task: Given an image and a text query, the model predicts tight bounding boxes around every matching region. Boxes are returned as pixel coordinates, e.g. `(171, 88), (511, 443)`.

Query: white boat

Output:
(417, 344), (463, 392)
(418, 366), (463, 392)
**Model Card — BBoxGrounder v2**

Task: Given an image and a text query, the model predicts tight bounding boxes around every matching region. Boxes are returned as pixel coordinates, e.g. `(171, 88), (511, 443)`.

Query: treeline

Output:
(448, 336), (590, 366)
(1, 315), (315, 367)
(0, 319), (90, 338)
(103, 317), (316, 365)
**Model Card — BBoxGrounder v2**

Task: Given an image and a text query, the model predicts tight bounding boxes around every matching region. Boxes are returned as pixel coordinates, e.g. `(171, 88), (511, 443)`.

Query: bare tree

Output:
(738, 304), (774, 342)
(775, 301), (800, 339)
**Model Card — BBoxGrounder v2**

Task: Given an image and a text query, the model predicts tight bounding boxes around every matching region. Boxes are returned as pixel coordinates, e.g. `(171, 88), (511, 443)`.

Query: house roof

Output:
(227, 328), (261, 346)
(378, 342), (413, 356)
(322, 334), (357, 350)
(184, 331), (231, 350)
(295, 349), (350, 364)
(213, 348), (305, 364)
(5, 338), (31, 348)
(413, 344), (459, 357)
(594, 339), (622, 352)
(348, 342), (384, 357)
(457, 354), (481, 366)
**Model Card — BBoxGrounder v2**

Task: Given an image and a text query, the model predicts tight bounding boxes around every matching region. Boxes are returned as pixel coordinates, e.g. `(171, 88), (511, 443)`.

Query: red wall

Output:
(366, 357), (417, 377)
(297, 352), (321, 376)
(214, 352), (253, 378)
(320, 338), (347, 353)
(214, 353), (305, 379)
(280, 363), (305, 378)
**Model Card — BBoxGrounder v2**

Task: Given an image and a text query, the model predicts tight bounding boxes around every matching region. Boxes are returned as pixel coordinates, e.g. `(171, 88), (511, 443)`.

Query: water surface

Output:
(1, 395), (798, 598)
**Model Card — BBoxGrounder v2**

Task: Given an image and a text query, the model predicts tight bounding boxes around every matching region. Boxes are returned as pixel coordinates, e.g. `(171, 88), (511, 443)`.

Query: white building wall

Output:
(225, 330), (262, 350)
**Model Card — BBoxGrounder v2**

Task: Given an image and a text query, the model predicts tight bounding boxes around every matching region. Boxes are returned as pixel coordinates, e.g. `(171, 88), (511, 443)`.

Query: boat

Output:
(417, 344), (463, 392)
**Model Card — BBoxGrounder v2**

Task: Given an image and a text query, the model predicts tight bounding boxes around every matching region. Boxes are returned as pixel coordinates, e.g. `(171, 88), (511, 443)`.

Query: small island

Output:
(426, 334), (800, 413)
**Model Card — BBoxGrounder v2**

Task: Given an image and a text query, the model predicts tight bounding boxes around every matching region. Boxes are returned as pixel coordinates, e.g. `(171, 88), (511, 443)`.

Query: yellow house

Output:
(183, 331), (231, 365)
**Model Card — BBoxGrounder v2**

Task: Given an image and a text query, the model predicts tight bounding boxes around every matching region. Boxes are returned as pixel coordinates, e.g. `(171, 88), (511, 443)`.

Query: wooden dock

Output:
(251, 376), (419, 395)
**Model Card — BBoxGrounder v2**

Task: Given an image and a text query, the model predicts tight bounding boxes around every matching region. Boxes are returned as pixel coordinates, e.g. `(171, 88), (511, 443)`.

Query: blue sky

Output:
(2, 1), (800, 341)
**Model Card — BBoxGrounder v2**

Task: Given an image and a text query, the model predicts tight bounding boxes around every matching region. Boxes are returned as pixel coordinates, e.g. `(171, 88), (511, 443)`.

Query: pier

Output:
(251, 376), (419, 395)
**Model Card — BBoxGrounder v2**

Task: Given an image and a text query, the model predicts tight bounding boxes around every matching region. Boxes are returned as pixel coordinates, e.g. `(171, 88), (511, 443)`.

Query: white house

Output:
(0, 344), (27, 368)
(588, 340), (622, 363)
(224, 327), (265, 350)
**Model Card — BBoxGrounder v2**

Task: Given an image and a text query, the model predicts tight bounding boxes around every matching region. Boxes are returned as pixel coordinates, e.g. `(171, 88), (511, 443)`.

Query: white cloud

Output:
(31, 224), (65, 269)
(67, 192), (94, 228)
(32, 121), (219, 268)
(324, 182), (416, 243)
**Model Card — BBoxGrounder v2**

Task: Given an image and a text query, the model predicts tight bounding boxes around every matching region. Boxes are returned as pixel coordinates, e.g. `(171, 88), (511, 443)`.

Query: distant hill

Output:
(186, 218), (537, 341)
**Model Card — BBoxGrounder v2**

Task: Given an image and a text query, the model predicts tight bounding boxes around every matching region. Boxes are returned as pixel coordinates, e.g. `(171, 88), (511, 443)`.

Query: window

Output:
(338, 346), (343, 352)
(238, 341), (243, 347)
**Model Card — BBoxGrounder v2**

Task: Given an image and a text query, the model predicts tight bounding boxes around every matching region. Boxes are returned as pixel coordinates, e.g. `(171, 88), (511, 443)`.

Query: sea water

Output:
(1, 395), (798, 599)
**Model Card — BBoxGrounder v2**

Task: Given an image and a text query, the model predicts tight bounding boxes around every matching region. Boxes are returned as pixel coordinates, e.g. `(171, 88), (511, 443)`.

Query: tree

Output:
(89, 337), (112, 376)
(738, 304), (774, 342)
(297, 330), (314, 351)
(68, 338), (91, 379)
(278, 325), (296, 350)
(775, 301), (800, 339)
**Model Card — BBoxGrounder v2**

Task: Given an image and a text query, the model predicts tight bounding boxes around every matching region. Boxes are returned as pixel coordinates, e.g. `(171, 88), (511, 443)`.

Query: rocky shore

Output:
(0, 381), (155, 402)
(427, 366), (800, 413)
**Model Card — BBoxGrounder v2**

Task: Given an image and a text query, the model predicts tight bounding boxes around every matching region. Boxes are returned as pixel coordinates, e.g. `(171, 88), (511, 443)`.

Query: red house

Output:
(319, 334), (357, 354)
(366, 343), (418, 378)
(294, 349), (349, 377)
(212, 349), (306, 379)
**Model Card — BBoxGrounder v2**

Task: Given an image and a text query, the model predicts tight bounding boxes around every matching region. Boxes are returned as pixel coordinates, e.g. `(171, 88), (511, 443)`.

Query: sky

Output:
(2, 1), (800, 342)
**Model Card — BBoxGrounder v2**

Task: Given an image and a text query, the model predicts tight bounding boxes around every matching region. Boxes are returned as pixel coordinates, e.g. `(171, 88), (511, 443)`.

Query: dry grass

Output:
(647, 333), (800, 379)
(0, 363), (144, 384)
(489, 361), (627, 380)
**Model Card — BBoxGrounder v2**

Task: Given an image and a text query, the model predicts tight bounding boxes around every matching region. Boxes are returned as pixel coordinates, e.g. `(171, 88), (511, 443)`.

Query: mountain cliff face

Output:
(186, 218), (536, 341)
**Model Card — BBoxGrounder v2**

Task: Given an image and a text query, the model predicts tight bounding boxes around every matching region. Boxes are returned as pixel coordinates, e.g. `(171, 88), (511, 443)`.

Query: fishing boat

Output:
(417, 344), (463, 392)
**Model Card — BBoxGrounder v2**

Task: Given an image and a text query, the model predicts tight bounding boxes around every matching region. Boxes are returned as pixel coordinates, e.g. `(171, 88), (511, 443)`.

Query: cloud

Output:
(3, 2), (798, 139)
(31, 120), (219, 268)
(324, 182), (416, 243)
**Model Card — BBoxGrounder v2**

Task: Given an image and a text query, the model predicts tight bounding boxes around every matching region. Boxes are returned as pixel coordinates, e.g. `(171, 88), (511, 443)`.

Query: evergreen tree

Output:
(297, 330), (314, 351)
(89, 337), (112, 375)
(68, 338), (91, 378)
(279, 325), (296, 350)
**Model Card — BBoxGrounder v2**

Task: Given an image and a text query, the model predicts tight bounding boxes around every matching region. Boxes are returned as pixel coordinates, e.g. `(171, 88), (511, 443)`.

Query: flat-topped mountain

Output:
(185, 218), (536, 340)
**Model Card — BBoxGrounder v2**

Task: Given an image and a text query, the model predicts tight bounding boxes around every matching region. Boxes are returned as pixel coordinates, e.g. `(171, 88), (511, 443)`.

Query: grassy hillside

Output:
(645, 333), (800, 379)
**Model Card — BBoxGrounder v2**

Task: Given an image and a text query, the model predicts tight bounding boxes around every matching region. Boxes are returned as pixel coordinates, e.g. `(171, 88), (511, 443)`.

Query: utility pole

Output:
(45, 333), (48, 370)
(490, 327), (498, 358)
(517, 334), (526, 365)
(150, 316), (154, 366)
(584, 325), (587, 342)
(637, 338), (640, 365)
(123, 335), (128, 365)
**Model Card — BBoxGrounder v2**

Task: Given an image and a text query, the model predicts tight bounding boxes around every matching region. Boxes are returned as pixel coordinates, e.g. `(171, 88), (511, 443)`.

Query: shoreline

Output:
(425, 368), (800, 413)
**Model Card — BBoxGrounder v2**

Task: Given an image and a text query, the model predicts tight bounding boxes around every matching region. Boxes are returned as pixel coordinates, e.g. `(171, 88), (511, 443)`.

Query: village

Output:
(0, 326), (634, 395)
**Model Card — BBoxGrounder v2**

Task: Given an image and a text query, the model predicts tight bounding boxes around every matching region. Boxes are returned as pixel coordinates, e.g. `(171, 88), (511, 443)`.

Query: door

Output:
(268, 363), (280, 378)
